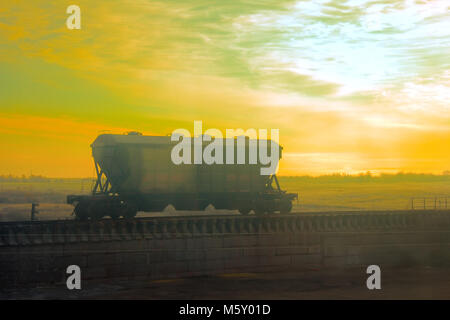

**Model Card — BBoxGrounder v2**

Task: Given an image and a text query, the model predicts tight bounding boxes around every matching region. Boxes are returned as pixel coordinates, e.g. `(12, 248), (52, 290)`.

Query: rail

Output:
(1, 209), (450, 247)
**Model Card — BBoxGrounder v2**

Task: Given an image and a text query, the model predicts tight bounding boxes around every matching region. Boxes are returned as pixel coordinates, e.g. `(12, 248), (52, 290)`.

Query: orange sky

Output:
(0, 1), (449, 177)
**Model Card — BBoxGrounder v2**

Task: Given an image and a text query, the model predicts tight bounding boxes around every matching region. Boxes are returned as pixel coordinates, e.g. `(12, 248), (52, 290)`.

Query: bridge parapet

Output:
(1, 210), (450, 289)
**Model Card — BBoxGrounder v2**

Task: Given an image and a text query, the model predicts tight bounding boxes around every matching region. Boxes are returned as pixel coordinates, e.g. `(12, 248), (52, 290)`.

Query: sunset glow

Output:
(0, 0), (449, 177)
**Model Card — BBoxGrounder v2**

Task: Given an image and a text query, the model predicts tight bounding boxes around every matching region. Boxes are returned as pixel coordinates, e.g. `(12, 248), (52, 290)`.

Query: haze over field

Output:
(1, 174), (449, 216)
(0, 0), (449, 177)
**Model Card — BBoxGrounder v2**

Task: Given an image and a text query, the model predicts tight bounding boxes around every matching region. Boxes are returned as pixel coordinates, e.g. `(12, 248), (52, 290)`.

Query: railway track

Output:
(1, 209), (450, 247)
(0, 209), (438, 226)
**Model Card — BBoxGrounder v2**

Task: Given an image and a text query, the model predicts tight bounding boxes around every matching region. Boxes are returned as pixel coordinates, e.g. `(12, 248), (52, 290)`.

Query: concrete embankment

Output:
(1, 210), (450, 288)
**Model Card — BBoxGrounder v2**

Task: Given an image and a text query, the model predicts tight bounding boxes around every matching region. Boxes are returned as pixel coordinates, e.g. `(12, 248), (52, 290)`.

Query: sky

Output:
(0, 0), (449, 177)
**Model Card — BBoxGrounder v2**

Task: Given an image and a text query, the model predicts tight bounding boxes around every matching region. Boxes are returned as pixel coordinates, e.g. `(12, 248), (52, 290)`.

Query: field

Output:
(0, 174), (449, 221)
(0, 177), (91, 222)
(279, 174), (450, 212)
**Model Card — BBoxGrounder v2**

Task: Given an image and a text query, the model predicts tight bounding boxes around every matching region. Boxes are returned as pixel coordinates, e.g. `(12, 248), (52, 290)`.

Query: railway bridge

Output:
(1, 210), (450, 289)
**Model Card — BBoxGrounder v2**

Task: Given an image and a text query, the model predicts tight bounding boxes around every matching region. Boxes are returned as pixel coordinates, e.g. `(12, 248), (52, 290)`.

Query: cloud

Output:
(0, 0), (449, 176)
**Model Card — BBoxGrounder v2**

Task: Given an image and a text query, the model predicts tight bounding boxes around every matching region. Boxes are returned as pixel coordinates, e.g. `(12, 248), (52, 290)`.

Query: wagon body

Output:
(68, 133), (296, 219)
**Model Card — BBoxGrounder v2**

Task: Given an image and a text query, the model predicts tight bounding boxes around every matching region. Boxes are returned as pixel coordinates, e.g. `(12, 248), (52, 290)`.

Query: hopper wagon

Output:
(67, 132), (297, 219)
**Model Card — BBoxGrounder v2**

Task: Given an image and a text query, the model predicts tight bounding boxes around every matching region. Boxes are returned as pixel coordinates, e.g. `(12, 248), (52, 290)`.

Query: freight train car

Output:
(67, 132), (297, 220)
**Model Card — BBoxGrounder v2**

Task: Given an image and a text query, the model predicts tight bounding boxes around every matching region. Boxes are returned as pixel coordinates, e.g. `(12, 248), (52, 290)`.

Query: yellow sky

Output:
(0, 0), (449, 177)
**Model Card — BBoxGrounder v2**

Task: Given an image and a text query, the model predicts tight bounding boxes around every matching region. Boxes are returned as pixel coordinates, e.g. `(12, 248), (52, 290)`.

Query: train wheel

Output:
(88, 202), (107, 220)
(253, 201), (267, 215)
(112, 202), (124, 219)
(280, 200), (293, 214)
(74, 202), (89, 221)
(123, 211), (136, 219)
(122, 202), (138, 219)
(238, 207), (251, 215)
(109, 209), (120, 220)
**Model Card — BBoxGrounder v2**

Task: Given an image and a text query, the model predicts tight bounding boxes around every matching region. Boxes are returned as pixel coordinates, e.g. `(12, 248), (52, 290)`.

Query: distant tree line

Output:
(0, 172), (449, 184)
(280, 171), (450, 183)
(0, 175), (93, 183)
